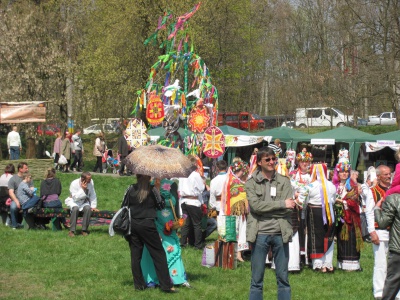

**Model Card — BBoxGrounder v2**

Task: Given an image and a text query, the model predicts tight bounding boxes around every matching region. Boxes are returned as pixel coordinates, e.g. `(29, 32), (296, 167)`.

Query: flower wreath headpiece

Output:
(335, 148), (351, 172)
(230, 160), (249, 176)
(296, 149), (313, 162)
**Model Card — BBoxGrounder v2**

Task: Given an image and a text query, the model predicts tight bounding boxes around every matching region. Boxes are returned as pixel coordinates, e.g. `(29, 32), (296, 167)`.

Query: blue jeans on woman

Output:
(249, 234), (291, 300)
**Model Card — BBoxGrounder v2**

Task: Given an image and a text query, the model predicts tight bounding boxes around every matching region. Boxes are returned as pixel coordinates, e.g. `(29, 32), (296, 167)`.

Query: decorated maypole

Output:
(130, 3), (225, 161)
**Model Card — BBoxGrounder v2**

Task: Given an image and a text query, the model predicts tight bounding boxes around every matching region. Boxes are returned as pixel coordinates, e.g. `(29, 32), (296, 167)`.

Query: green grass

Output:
(1, 172), (376, 300)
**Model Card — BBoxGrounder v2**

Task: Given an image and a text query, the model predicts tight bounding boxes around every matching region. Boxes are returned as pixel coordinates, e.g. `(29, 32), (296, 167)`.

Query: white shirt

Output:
(7, 131), (21, 148)
(306, 180), (337, 206)
(65, 178), (97, 211)
(178, 171), (205, 208)
(0, 173), (13, 187)
(360, 183), (370, 207)
(209, 172), (227, 212)
(365, 188), (389, 241)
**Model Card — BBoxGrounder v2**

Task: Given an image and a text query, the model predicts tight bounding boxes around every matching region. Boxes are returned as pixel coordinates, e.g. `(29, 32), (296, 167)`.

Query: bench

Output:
(1, 206), (116, 231)
(34, 208), (116, 231)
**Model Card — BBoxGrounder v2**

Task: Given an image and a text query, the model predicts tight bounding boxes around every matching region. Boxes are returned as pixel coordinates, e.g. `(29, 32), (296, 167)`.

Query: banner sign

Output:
(0, 102), (46, 123)
(376, 140), (396, 147)
(311, 138), (335, 145)
(224, 135), (264, 147)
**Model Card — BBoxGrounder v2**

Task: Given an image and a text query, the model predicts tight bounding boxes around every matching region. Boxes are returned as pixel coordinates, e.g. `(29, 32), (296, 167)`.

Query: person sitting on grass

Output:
(65, 172), (99, 237)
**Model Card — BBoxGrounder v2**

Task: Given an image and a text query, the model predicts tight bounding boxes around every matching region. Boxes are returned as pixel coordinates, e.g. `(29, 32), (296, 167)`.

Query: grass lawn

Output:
(1, 171), (376, 300)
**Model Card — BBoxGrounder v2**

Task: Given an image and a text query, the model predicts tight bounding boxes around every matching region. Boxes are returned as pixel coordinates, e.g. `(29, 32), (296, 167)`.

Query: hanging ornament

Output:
(126, 118), (150, 149)
(188, 105), (210, 133)
(146, 94), (165, 126)
(202, 126), (225, 158)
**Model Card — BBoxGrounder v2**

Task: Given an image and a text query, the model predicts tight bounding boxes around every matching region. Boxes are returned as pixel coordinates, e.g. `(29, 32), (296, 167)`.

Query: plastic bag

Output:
(58, 155), (68, 165)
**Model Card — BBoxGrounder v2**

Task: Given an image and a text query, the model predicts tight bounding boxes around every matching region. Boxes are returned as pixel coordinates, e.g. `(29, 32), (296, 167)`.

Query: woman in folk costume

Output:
(299, 163), (337, 272)
(289, 149), (313, 270)
(141, 178), (191, 288)
(333, 149), (363, 271)
(221, 159), (250, 262)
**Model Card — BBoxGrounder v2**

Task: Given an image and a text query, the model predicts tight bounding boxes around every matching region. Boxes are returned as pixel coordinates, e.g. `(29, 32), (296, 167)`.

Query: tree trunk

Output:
(26, 138), (36, 159)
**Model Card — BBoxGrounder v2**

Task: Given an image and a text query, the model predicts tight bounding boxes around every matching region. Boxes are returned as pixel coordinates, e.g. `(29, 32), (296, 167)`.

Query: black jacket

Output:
(117, 135), (129, 157)
(128, 184), (158, 219)
(40, 178), (62, 198)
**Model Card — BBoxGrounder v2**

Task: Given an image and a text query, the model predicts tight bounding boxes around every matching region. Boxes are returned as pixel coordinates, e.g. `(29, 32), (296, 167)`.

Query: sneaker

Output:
(81, 231), (89, 236)
(181, 282), (193, 289)
(12, 224), (24, 230)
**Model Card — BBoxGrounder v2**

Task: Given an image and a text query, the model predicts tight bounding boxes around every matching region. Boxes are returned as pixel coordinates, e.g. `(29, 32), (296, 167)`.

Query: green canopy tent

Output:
(253, 126), (312, 150)
(218, 125), (266, 164)
(147, 126), (193, 139)
(373, 130), (400, 143)
(309, 126), (375, 167)
(364, 130), (400, 163)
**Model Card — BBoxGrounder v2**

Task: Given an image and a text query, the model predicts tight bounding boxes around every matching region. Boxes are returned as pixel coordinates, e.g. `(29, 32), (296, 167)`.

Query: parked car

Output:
(90, 118), (123, 134)
(295, 107), (349, 128)
(347, 117), (368, 126)
(37, 124), (61, 136)
(217, 112), (265, 131)
(368, 112), (397, 125)
(83, 124), (114, 135)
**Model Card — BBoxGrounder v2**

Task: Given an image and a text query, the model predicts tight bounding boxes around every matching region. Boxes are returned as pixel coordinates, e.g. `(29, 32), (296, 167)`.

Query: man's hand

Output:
(376, 199), (384, 208)
(91, 208), (99, 212)
(15, 200), (20, 209)
(285, 198), (296, 209)
(81, 180), (88, 190)
(370, 231), (380, 245)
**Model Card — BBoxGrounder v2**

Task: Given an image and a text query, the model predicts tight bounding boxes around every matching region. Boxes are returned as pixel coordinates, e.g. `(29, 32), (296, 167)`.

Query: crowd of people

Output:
(1, 131), (400, 300)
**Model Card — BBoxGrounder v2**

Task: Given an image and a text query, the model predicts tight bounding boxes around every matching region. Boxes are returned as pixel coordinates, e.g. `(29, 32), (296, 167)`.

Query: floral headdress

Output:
(296, 149), (313, 162)
(285, 149), (296, 173)
(230, 160), (249, 176)
(335, 149), (351, 172)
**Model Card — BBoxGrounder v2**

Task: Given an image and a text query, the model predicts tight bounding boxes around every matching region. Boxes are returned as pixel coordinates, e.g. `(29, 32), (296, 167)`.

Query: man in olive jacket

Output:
(375, 193), (400, 300)
(245, 147), (295, 300)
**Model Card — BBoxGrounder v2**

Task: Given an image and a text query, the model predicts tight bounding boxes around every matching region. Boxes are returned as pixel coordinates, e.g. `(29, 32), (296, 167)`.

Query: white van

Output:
(295, 107), (348, 128)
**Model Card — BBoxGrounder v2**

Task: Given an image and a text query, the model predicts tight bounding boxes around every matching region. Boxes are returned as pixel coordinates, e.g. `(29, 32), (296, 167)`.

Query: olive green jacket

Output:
(245, 169), (294, 243)
(375, 193), (400, 254)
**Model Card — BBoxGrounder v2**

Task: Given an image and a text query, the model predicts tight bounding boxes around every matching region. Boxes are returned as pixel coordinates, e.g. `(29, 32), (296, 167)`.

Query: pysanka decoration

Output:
(202, 126), (225, 158)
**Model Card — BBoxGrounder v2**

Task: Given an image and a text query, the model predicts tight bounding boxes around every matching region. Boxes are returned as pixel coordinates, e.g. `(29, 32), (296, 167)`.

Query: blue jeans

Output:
(10, 146), (20, 160)
(249, 234), (291, 300)
(205, 217), (217, 238)
(10, 201), (20, 228)
(21, 195), (40, 210)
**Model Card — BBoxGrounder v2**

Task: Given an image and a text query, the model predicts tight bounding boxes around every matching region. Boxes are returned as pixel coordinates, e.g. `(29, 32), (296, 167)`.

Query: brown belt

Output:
(216, 195), (222, 201)
(308, 205), (321, 208)
(183, 195), (198, 199)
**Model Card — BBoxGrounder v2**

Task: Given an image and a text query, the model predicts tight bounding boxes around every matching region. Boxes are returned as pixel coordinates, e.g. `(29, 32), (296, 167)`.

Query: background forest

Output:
(0, 0), (400, 128)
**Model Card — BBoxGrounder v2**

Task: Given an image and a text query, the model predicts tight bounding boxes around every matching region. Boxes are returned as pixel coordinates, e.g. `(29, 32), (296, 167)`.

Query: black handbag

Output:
(110, 185), (133, 237)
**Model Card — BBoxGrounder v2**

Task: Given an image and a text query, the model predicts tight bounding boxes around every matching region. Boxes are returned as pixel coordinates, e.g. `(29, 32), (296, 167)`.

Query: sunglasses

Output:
(262, 157), (278, 163)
